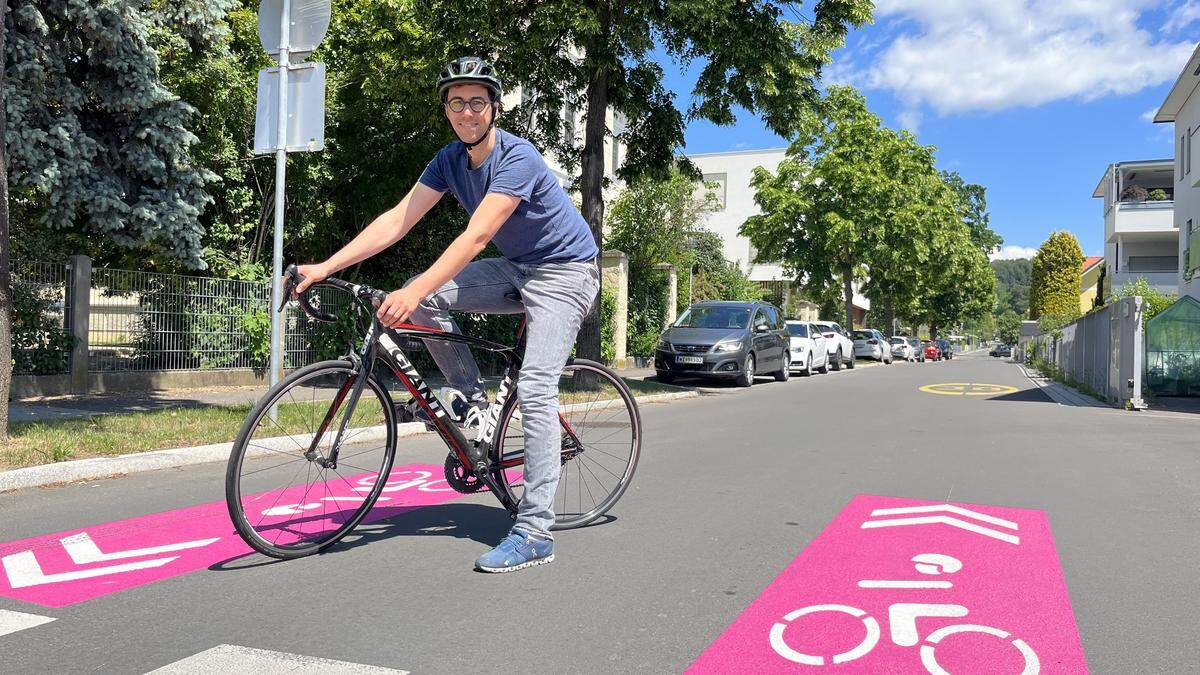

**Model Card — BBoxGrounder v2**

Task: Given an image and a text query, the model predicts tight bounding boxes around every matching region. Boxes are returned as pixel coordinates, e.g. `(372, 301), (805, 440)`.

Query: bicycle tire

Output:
(494, 359), (641, 530)
(225, 360), (397, 559)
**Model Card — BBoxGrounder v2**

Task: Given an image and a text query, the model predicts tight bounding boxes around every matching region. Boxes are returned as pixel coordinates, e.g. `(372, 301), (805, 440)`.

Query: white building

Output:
(685, 147), (870, 323)
(1154, 42), (1200, 301)
(1092, 159), (1178, 296)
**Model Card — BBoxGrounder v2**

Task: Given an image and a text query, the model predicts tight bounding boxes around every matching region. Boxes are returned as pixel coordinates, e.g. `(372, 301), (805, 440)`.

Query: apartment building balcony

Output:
(1094, 159), (1176, 244)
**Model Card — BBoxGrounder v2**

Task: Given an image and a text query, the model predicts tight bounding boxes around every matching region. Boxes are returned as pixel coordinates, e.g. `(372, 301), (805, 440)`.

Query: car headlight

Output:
(656, 337), (672, 351)
(711, 340), (741, 353)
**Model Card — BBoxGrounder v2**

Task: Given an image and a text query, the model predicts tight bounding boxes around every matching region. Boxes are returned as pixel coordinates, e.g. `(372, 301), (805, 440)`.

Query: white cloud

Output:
(990, 245), (1039, 261)
(1164, 1), (1200, 33)
(838, 1), (1195, 115)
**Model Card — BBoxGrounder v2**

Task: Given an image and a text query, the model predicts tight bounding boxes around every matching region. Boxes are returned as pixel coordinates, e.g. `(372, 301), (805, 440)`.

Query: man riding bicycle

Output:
(294, 56), (600, 573)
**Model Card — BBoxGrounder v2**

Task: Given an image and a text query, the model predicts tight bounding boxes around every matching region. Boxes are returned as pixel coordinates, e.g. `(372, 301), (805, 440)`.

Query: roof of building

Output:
(1081, 256), (1104, 274)
(1155, 43), (1200, 123)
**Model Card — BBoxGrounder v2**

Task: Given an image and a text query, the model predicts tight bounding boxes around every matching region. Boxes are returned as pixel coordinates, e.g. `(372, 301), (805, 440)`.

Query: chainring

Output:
(443, 452), (486, 494)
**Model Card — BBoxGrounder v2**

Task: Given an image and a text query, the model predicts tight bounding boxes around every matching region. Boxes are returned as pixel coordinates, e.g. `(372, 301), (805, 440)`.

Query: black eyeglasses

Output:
(445, 97), (491, 114)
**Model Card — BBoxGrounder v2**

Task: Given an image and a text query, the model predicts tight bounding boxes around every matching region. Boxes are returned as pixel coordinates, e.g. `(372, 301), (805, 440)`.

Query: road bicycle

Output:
(225, 265), (641, 559)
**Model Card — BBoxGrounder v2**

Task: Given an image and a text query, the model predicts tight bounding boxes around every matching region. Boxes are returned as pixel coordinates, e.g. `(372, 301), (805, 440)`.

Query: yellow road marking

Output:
(919, 382), (1019, 397)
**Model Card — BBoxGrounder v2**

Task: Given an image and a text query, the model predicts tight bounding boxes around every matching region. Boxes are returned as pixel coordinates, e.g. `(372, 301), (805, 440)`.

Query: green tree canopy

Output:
(741, 85), (893, 330)
(942, 170), (1002, 255)
(997, 309), (1021, 344)
(6, 0), (234, 269)
(1029, 230), (1084, 320)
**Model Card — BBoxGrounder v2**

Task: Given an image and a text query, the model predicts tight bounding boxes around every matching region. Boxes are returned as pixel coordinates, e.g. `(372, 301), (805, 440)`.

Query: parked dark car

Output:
(994, 343), (1013, 358)
(936, 339), (954, 360)
(654, 301), (790, 387)
(923, 341), (941, 361)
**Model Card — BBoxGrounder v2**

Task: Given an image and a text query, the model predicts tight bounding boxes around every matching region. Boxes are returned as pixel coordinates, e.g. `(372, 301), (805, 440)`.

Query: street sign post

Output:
(256, 0), (330, 419)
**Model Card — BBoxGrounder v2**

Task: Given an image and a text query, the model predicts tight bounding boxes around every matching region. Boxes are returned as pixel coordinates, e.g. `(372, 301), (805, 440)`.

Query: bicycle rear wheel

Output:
(225, 360), (397, 559)
(495, 359), (641, 530)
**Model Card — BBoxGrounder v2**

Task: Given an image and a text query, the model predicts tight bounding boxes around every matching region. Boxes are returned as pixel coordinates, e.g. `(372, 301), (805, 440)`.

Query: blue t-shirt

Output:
(418, 128), (599, 264)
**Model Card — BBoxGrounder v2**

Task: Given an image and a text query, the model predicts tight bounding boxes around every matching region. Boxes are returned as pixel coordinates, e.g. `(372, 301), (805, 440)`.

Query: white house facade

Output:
(1092, 159), (1178, 296)
(1154, 42), (1200, 301)
(684, 147), (870, 320)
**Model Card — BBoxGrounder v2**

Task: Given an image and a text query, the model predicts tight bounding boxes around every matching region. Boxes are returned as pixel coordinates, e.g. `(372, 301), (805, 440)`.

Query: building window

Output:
(1190, 127), (1197, 176)
(1126, 256), (1179, 273)
(1182, 134), (1187, 180)
(699, 172), (727, 210)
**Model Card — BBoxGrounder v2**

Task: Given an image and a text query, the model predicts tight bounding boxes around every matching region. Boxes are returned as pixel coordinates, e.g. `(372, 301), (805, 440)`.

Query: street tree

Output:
(742, 85), (893, 330)
(419, 0), (873, 360)
(942, 170), (1002, 255)
(916, 230), (996, 339)
(997, 309), (1022, 345)
(1029, 230), (1084, 321)
(991, 258), (1032, 317)
(861, 130), (957, 334)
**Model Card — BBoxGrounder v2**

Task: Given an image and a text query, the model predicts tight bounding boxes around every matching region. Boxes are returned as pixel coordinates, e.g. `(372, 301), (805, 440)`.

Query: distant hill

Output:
(992, 258), (1031, 317)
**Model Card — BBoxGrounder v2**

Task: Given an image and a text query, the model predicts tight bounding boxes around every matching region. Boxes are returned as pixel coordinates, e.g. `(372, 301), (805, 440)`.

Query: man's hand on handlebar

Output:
(293, 262), (334, 297)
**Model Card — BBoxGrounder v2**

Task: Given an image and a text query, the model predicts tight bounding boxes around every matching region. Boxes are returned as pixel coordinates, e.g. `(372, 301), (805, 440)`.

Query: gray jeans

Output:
(406, 257), (600, 538)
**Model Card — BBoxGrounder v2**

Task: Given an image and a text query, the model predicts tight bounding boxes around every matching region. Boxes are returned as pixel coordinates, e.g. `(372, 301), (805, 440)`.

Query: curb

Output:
(0, 391), (698, 493)
(1015, 364), (1111, 409)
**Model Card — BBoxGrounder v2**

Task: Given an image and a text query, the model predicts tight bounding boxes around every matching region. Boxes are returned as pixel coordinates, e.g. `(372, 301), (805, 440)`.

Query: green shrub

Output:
(600, 286), (617, 365)
(1113, 277), (1176, 323)
(11, 281), (75, 375)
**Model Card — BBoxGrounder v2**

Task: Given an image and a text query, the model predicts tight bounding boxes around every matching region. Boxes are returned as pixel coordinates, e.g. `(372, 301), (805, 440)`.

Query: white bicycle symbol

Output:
(768, 553), (1039, 673)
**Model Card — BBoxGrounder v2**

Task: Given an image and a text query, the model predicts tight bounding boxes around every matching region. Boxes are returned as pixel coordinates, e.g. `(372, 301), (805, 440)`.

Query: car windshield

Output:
(851, 330), (872, 340)
(675, 306), (750, 329)
(786, 323), (809, 337)
(890, 337), (906, 344)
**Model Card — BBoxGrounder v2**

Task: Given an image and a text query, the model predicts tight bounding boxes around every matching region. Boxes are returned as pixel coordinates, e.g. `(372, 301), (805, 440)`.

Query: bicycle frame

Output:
(300, 278), (583, 519)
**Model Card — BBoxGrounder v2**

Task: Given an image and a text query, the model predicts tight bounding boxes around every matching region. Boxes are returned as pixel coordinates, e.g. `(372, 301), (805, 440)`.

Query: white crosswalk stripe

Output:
(146, 644), (408, 674)
(0, 609), (56, 637)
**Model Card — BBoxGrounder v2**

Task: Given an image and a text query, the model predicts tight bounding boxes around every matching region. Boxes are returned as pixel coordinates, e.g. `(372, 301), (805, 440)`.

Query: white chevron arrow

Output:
(861, 504), (1020, 544)
(2, 531), (221, 589)
(2, 550), (179, 589)
(61, 532), (220, 564)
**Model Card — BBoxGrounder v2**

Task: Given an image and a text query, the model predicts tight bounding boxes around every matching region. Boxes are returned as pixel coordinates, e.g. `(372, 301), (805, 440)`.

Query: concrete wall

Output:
(13, 369), (283, 399)
(1028, 297), (1145, 408)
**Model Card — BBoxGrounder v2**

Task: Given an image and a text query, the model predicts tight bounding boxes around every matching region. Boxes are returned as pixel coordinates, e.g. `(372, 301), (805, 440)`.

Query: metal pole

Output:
(269, 0), (292, 420)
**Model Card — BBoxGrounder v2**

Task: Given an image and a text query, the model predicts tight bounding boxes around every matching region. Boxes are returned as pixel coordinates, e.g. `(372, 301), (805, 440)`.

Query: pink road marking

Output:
(0, 465), (481, 608)
(688, 494), (1087, 673)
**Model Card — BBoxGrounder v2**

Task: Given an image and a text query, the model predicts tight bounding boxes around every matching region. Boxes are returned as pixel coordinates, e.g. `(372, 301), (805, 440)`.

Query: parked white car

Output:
(851, 329), (893, 363)
(890, 336), (916, 362)
(811, 320), (856, 371)
(785, 321), (830, 376)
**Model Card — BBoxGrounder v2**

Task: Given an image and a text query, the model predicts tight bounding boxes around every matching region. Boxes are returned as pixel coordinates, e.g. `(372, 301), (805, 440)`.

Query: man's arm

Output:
(376, 192), (520, 326)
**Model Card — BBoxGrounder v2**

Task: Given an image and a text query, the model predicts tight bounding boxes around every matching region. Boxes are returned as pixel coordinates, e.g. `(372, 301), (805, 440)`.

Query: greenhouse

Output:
(1145, 295), (1200, 397)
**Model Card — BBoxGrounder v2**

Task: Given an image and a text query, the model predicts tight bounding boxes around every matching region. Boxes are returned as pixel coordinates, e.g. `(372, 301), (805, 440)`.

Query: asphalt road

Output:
(1, 352), (1198, 673)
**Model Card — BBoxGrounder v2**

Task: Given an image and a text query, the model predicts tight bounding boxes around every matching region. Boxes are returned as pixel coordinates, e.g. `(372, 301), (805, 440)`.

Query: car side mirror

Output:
(755, 324), (768, 333)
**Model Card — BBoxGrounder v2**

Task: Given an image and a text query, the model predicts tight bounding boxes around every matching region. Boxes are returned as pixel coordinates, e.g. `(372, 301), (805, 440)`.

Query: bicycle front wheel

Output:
(225, 360), (397, 559)
(495, 359), (641, 530)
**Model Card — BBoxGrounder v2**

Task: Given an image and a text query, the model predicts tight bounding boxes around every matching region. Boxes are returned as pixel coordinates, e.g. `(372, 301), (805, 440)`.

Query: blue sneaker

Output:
(474, 528), (555, 573)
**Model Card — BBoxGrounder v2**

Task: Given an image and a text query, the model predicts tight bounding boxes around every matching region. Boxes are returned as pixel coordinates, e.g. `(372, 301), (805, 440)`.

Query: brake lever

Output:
(279, 264), (302, 313)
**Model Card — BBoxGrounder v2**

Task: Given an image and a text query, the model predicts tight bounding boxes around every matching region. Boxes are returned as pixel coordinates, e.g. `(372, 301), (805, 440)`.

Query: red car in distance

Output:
(923, 341), (941, 361)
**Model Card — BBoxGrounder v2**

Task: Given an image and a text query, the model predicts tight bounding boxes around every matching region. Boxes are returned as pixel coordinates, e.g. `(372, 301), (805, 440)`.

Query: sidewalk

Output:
(10, 367), (658, 423)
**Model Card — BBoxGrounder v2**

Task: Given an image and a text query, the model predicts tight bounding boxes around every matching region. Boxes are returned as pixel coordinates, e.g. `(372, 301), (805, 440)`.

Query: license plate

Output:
(676, 355), (703, 364)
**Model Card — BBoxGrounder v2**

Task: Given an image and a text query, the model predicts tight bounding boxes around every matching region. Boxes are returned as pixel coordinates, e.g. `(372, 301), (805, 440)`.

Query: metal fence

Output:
(12, 261), (71, 376)
(14, 258), (348, 376)
(1026, 296), (1145, 407)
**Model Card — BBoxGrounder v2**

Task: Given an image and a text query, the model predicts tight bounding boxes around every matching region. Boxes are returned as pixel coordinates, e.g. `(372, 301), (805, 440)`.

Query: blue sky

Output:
(662, 0), (1199, 259)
